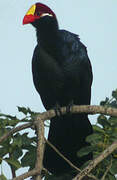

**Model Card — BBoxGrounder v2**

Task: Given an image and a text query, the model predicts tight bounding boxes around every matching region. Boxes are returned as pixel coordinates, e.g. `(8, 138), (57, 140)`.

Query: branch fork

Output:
(0, 105), (117, 180)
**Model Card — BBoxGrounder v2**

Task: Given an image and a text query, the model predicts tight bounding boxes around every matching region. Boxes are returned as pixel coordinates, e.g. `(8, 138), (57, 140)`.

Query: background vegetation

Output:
(0, 89), (117, 180)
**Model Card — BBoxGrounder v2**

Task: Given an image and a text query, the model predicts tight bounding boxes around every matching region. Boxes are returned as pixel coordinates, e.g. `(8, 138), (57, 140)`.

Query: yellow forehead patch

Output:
(26, 4), (36, 15)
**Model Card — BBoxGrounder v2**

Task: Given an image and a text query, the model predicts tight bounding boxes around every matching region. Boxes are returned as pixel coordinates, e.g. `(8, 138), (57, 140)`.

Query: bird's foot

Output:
(54, 103), (62, 117)
(66, 100), (74, 114)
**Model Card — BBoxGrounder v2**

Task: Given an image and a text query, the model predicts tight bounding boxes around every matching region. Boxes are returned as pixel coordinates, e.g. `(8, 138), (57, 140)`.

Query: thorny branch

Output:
(0, 105), (117, 180)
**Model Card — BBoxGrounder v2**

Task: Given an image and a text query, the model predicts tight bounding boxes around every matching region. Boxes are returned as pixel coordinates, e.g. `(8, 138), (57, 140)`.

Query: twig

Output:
(9, 152), (16, 178)
(13, 168), (48, 180)
(13, 169), (38, 180)
(0, 122), (32, 144)
(46, 139), (80, 172)
(11, 165), (16, 178)
(34, 116), (45, 180)
(73, 140), (117, 180)
(46, 139), (98, 180)
(101, 157), (112, 180)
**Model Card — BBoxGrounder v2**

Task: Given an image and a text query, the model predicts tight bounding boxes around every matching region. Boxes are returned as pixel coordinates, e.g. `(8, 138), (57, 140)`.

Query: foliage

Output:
(0, 89), (117, 179)
(0, 107), (37, 178)
(77, 89), (117, 180)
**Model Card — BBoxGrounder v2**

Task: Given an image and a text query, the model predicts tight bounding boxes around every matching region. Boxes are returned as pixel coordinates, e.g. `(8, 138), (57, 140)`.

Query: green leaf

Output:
(0, 146), (9, 158)
(100, 97), (109, 106)
(12, 133), (23, 148)
(17, 106), (36, 116)
(111, 128), (117, 137)
(112, 89), (117, 100)
(108, 173), (116, 180)
(109, 160), (117, 174)
(93, 125), (105, 134)
(8, 119), (20, 126)
(97, 115), (111, 128)
(109, 117), (117, 126)
(21, 133), (34, 146)
(4, 157), (21, 169)
(0, 175), (7, 180)
(12, 148), (23, 159)
(77, 145), (94, 157)
(17, 106), (29, 115)
(21, 146), (36, 169)
(0, 113), (16, 119)
(80, 160), (92, 169)
(0, 157), (2, 164)
(110, 101), (117, 108)
(86, 133), (102, 144)
(0, 115), (20, 128)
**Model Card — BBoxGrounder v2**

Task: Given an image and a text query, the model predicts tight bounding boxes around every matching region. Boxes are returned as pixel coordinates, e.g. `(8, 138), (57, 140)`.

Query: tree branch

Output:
(46, 139), (98, 180)
(1, 105), (117, 179)
(13, 169), (38, 180)
(73, 140), (117, 180)
(13, 168), (48, 180)
(101, 157), (112, 180)
(46, 139), (80, 172)
(39, 105), (117, 122)
(0, 122), (32, 144)
(1, 105), (117, 145)
(34, 116), (45, 180)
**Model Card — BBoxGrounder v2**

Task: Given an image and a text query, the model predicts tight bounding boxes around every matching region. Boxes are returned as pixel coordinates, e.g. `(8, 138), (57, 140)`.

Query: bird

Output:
(23, 2), (93, 178)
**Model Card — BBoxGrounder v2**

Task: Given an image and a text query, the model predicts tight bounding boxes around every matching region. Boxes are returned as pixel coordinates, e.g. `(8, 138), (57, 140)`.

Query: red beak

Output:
(23, 15), (37, 25)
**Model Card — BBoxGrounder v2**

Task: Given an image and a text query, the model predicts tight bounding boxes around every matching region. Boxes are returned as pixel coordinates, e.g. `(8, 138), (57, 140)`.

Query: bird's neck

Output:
(35, 17), (59, 52)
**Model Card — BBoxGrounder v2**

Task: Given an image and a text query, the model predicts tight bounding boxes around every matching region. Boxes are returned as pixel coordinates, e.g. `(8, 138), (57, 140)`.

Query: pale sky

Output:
(0, 0), (117, 178)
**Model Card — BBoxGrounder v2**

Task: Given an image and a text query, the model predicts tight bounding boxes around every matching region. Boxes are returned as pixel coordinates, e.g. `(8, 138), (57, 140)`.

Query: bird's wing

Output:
(58, 30), (93, 105)
(32, 45), (65, 109)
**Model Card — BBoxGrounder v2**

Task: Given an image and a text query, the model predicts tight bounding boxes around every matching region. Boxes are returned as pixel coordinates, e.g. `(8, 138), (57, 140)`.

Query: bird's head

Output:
(23, 3), (56, 25)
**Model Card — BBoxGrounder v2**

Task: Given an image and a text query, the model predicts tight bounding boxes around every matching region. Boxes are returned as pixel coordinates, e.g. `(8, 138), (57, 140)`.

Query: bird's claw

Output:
(66, 100), (74, 114)
(54, 103), (62, 117)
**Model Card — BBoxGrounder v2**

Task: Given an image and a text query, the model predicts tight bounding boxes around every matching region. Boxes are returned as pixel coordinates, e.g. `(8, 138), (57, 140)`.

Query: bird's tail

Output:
(43, 113), (93, 175)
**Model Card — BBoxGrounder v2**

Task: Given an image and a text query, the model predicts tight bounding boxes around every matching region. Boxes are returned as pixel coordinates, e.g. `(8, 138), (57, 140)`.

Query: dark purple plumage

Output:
(23, 3), (93, 177)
